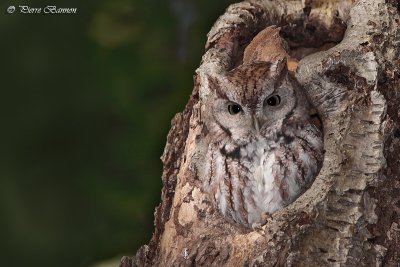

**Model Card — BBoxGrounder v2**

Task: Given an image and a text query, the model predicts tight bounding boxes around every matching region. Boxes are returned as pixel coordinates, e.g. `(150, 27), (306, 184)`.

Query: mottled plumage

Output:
(195, 60), (324, 228)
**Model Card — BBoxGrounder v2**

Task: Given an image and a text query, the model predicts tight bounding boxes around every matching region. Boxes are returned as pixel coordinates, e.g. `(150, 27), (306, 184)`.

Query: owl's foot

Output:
(251, 212), (272, 231)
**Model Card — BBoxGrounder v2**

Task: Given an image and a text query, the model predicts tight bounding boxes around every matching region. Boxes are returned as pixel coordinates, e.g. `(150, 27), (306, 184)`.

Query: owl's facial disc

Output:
(227, 101), (260, 133)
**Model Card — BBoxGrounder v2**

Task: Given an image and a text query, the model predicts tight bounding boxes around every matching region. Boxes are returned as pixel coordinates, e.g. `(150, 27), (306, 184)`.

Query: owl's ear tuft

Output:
(270, 58), (288, 74)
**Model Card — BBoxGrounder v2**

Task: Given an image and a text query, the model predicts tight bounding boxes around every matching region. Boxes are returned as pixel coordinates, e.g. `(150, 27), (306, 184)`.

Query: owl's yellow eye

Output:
(265, 95), (281, 106)
(228, 104), (242, 115)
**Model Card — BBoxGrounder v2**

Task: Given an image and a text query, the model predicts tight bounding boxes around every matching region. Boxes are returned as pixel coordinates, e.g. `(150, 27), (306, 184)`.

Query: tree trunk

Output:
(122, 0), (400, 266)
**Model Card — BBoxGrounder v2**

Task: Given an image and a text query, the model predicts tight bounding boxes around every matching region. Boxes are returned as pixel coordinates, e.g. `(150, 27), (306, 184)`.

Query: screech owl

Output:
(195, 60), (324, 228)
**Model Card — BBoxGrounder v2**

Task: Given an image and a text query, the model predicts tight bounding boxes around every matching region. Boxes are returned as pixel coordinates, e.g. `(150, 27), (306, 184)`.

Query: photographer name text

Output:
(12, 5), (77, 14)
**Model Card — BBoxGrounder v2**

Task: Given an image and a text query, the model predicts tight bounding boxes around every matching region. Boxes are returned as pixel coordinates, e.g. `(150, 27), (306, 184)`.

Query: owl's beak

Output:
(252, 115), (260, 133)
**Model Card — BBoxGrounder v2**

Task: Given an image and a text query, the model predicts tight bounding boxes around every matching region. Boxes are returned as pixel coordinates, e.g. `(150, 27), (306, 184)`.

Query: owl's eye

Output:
(228, 104), (242, 115)
(265, 95), (281, 106)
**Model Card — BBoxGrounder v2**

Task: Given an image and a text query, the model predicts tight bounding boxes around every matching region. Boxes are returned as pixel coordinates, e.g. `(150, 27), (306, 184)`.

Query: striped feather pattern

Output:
(203, 121), (323, 228)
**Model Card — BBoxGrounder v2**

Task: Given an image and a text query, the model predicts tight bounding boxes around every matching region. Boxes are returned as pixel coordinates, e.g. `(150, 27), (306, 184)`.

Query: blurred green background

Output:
(0, 0), (235, 266)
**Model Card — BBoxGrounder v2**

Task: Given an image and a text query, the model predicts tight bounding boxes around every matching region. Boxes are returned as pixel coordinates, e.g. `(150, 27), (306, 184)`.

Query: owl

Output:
(195, 60), (324, 228)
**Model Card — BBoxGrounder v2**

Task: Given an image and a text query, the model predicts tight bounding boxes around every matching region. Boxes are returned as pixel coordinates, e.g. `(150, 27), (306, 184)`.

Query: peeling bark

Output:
(122, 0), (400, 266)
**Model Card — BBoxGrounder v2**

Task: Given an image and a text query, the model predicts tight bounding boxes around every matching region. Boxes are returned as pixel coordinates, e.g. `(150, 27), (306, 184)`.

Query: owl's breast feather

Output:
(203, 124), (323, 228)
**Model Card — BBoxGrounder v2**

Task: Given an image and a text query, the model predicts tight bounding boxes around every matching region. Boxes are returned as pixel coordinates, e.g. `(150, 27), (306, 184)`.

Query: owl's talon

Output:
(260, 212), (272, 224)
(251, 212), (271, 231)
(251, 222), (263, 231)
